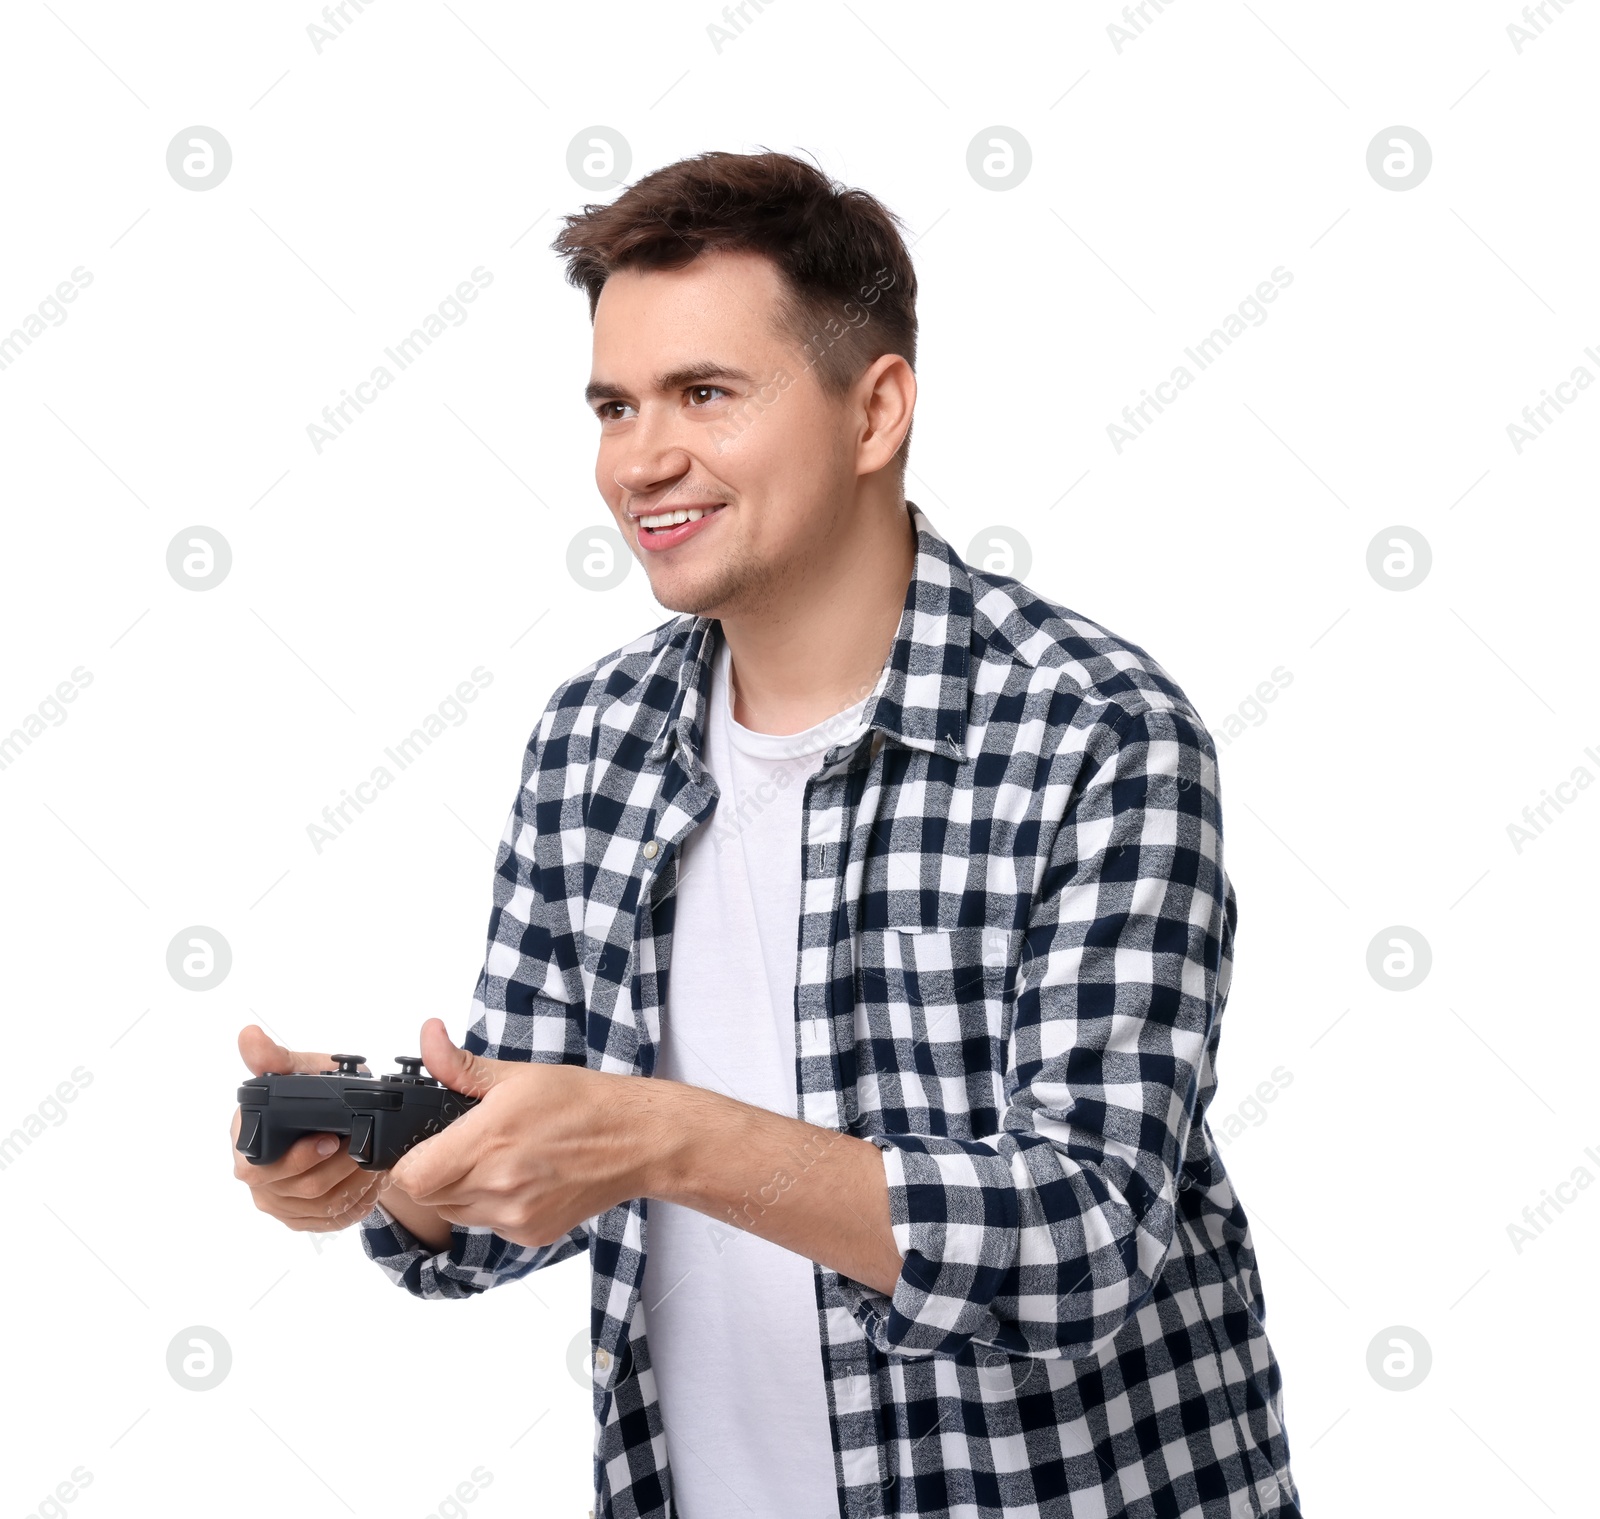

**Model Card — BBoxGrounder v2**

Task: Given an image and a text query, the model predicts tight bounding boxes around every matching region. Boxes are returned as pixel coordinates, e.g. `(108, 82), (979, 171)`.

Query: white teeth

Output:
(639, 505), (718, 530)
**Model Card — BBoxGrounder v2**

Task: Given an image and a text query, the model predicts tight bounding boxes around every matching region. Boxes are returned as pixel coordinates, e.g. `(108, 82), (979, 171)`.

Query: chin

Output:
(645, 572), (725, 619)
(642, 562), (739, 619)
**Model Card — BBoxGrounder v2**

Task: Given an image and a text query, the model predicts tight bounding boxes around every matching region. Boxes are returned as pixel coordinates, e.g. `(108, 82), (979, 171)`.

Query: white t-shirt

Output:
(645, 632), (870, 1519)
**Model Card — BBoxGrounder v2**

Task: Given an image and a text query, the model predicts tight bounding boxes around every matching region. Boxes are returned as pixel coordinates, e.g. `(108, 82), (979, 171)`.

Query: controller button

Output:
(395, 1056), (425, 1078)
(347, 1088), (401, 1110)
(237, 1110), (262, 1158)
(349, 1113), (376, 1164)
(330, 1054), (366, 1075)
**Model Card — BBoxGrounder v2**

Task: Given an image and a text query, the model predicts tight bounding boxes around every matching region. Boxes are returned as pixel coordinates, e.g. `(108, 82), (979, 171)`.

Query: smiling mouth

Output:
(636, 503), (724, 536)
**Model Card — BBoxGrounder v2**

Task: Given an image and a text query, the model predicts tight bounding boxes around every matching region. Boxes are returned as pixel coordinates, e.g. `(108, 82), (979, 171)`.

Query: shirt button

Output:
(595, 1348), (612, 1370)
(642, 840), (658, 860)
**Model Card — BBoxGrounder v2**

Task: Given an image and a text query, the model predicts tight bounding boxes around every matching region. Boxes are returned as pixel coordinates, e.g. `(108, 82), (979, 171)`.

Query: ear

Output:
(856, 353), (916, 479)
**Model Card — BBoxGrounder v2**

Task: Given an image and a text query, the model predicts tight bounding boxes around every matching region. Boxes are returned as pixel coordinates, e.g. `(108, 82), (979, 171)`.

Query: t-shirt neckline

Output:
(715, 635), (872, 762)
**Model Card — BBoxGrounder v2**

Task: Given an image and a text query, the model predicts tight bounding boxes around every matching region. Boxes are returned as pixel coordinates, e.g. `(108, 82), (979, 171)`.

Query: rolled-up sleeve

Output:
(838, 701), (1230, 1359)
(361, 1197), (588, 1299)
(360, 687), (592, 1298)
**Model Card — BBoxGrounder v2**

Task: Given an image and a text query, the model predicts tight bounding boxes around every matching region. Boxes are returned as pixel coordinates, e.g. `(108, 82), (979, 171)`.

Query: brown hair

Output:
(551, 149), (918, 469)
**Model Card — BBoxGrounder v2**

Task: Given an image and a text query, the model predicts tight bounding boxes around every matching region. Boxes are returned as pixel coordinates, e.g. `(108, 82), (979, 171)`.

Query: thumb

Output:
(419, 1017), (513, 1098)
(237, 1024), (335, 1078)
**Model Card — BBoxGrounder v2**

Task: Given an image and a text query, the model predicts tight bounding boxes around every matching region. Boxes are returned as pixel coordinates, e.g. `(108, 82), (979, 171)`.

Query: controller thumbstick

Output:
(330, 1053), (366, 1075)
(395, 1056), (425, 1078)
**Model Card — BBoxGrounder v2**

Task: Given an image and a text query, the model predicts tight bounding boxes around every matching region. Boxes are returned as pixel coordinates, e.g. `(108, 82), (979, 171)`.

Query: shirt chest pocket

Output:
(853, 923), (1016, 1136)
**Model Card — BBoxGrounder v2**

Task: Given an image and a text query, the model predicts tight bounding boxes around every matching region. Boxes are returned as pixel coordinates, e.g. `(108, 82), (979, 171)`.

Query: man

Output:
(233, 149), (1300, 1519)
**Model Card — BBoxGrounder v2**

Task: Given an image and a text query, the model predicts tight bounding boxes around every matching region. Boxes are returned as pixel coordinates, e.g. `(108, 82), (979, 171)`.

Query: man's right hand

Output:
(230, 1026), (451, 1248)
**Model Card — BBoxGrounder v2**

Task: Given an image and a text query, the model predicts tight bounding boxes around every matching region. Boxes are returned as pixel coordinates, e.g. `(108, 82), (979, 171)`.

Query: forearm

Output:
(636, 1077), (904, 1297)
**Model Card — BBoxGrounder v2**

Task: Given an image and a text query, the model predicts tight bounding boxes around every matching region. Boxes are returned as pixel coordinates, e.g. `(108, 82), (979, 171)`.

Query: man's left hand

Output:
(389, 1019), (660, 1249)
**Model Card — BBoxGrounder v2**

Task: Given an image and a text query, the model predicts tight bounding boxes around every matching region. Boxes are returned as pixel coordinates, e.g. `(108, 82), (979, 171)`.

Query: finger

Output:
(425, 1194), (513, 1232)
(267, 1145), (369, 1201)
(419, 1018), (517, 1099)
(236, 1130), (356, 1186)
(261, 1175), (383, 1228)
(260, 1173), (379, 1218)
(389, 1118), (479, 1202)
(238, 1024), (337, 1078)
(431, 1203), (546, 1250)
(431, 1203), (483, 1232)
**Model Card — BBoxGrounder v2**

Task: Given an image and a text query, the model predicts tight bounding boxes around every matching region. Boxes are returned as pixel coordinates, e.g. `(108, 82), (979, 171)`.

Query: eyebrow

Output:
(584, 361), (755, 407)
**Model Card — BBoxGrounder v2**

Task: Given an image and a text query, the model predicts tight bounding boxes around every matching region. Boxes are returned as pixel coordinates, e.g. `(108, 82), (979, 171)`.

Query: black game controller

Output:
(236, 1055), (480, 1171)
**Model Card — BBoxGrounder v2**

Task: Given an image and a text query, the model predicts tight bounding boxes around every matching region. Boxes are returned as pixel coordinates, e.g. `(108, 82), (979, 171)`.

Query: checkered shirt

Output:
(361, 502), (1301, 1518)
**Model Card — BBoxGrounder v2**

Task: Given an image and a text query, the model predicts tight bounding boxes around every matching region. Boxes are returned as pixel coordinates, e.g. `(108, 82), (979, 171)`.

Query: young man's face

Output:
(586, 249), (862, 618)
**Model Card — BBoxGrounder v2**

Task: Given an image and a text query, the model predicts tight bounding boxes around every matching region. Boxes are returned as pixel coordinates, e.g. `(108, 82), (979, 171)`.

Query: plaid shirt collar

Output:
(645, 501), (972, 773)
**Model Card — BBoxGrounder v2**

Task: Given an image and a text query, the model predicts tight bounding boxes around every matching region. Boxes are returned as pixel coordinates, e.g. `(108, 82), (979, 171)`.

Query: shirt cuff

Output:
(359, 1201), (490, 1300)
(360, 1199), (586, 1299)
(835, 1134), (1021, 1357)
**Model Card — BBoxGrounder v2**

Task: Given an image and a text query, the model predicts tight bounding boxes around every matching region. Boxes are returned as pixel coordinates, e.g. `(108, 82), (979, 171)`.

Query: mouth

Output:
(631, 502), (726, 553)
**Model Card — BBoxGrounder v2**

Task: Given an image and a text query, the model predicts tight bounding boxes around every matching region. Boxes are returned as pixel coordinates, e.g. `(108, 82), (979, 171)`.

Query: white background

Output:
(1, 2), (1595, 1516)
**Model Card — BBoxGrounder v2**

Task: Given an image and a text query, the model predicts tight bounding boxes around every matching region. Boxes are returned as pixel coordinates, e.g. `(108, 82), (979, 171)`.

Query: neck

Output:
(720, 486), (916, 736)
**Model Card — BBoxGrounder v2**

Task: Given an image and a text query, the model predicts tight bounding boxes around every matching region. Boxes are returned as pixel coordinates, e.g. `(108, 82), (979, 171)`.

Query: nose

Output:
(607, 402), (691, 504)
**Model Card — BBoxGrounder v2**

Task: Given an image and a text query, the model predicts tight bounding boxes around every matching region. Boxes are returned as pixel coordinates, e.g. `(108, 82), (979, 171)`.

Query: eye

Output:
(595, 400), (636, 422)
(687, 385), (729, 406)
